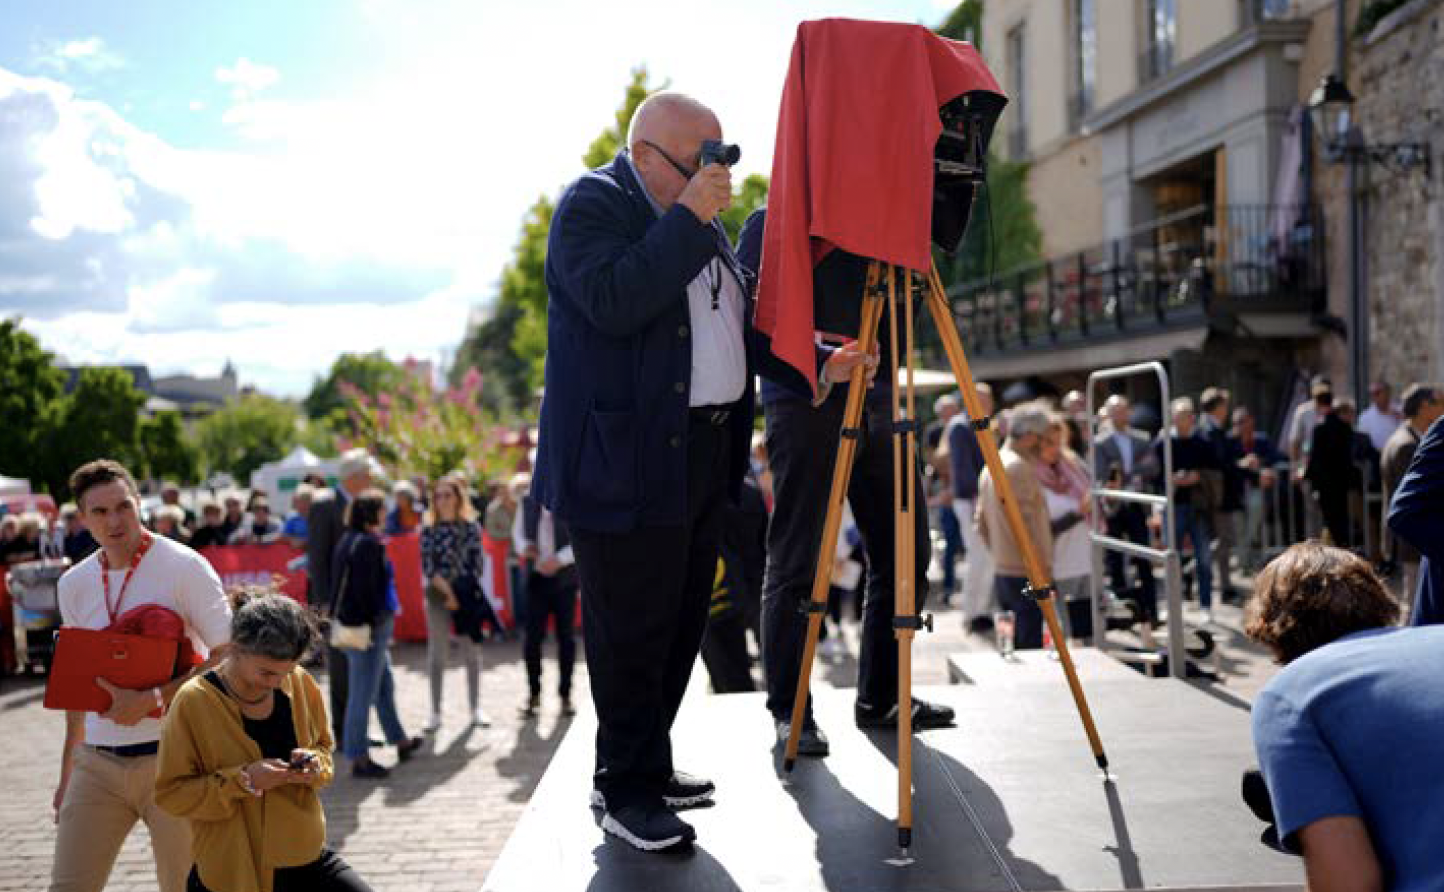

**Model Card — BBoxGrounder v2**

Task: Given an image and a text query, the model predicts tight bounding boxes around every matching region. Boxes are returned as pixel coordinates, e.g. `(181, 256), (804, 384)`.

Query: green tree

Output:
(37, 367), (147, 499)
(303, 352), (407, 421)
(0, 318), (66, 484)
(583, 67), (656, 169)
(139, 411), (199, 484)
(933, 1), (1044, 289)
(194, 394), (300, 484)
(452, 298), (532, 412)
(718, 173), (770, 244)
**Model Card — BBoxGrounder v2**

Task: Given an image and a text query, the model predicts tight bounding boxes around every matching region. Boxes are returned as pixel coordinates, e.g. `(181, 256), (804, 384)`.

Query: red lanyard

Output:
(101, 533), (154, 624)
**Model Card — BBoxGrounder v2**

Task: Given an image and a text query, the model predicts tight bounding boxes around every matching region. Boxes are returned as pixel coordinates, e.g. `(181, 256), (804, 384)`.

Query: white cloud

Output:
(36, 37), (125, 75)
(214, 58), (280, 100)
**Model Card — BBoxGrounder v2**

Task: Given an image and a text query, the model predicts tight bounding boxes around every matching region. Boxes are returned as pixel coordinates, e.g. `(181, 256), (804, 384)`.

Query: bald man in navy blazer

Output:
(531, 92), (868, 852)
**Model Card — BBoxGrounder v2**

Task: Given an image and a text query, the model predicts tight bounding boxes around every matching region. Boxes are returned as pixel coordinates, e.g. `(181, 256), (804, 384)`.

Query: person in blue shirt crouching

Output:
(1246, 541), (1444, 892)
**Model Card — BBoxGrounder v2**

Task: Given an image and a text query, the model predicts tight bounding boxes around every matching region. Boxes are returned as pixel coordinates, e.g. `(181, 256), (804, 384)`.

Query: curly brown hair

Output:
(1244, 541), (1399, 664)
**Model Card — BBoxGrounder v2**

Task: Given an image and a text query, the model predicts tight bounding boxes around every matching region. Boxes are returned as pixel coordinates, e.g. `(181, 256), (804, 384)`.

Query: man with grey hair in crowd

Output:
(306, 448), (374, 745)
(1382, 383), (1444, 601)
(976, 402), (1054, 650)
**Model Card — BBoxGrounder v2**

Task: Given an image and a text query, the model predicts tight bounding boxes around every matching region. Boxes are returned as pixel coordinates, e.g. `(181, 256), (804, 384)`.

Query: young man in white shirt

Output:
(50, 460), (233, 892)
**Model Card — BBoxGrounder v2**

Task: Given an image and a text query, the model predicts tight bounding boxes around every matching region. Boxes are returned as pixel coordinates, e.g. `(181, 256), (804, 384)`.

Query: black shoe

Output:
(967, 616), (995, 634)
(775, 718), (830, 757)
(664, 770), (715, 809)
(601, 803), (696, 853)
(590, 772), (715, 812)
(519, 693), (540, 719)
(351, 758), (390, 779)
(396, 736), (425, 762)
(559, 696), (577, 717)
(855, 697), (956, 730)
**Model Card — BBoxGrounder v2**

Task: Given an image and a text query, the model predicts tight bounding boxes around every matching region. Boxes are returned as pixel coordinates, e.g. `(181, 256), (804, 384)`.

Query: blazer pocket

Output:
(575, 409), (638, 506)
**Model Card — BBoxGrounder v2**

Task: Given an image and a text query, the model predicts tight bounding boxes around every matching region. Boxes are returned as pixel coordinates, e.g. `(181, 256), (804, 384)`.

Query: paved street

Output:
(0, 577), (1277, 892)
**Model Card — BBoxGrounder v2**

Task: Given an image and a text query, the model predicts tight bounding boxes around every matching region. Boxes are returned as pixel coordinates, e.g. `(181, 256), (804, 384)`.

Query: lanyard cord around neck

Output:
(101, 532), (154, 624)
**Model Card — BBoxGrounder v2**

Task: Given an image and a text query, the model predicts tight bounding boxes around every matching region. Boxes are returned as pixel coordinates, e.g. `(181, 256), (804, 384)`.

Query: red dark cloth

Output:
(108, 604), (202, 677)
(755, 18), (1004, 395)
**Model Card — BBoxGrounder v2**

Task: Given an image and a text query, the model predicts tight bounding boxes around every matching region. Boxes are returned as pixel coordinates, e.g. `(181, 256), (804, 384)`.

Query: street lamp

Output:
(1307, 71), (1433, 410)
(1308, 73), (1431, 174)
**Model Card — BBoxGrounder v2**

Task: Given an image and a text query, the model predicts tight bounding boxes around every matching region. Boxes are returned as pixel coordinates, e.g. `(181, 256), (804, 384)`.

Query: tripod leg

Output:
(892, 267), (922, 853)
(925, 263), (1110, 770)
(784, 264), (887, 771)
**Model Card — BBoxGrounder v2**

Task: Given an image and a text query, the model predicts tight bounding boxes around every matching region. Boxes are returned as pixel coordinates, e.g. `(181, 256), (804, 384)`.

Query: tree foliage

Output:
(139, 411), (200, 485)
(303, 352), (408, 421)
(37, 367), (147, 499)
(0, 318), (66, 483)
(194, 394), (300, 485)
(936, 1), (983, 46)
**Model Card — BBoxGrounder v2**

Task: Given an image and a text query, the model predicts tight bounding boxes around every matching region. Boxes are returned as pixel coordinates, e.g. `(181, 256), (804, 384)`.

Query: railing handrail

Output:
(945, 201), (1320, 298)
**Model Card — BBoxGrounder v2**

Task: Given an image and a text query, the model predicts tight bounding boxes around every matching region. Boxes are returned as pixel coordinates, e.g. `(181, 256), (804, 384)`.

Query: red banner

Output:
(481, 531), (515, 629)
(200, 536), (429, 643)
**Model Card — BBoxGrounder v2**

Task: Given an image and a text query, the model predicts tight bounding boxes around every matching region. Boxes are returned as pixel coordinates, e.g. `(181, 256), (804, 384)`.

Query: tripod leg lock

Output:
(798, 601), (830, 616)
(889, 418), (921, 436)
(840, 426), (864, 441)
(1021, 582), (1058, 602)
(970, 415), (994, 432)
(893, 613), (934, 633)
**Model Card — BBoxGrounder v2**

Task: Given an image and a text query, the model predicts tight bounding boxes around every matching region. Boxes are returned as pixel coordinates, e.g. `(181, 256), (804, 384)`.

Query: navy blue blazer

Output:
(1389, 416), (1443, 626)
(532, 152), (819, 534)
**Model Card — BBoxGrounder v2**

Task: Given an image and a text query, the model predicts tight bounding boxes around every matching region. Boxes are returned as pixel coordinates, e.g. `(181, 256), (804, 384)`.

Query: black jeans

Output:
(325, 641), (349, 747)
(1105, 505), (1158, 624)
(761, 392), (930, 722)
(995, 575), (1044, 649)
(523, 572), (577, 698)
(188, 849), (371, 892)
(571, 414), (730, 812)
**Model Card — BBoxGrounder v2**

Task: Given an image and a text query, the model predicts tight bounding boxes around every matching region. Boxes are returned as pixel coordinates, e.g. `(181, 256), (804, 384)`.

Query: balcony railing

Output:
(926, 204), (1326, 359)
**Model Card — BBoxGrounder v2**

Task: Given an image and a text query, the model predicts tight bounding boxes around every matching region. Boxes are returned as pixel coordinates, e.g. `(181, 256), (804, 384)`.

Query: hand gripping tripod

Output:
(781, 259), (1110, 856)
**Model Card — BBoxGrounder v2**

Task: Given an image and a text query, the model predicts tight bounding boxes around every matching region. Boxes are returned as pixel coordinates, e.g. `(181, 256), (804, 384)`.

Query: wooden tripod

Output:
(781, 260), (1110, 854)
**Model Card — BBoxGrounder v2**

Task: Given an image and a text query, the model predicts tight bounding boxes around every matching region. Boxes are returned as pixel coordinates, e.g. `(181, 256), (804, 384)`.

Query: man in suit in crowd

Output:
(1382, 384), (1443, 603)
(531, 92), (872, 852)
(1198, 387), (1244, 603)
(1390, 415), (1444, 625)
(1304, 389), (1358, 548)
(305, 448), (373, 745)
(738, 208), (954, 761)
(1093, 395), (1160, 630)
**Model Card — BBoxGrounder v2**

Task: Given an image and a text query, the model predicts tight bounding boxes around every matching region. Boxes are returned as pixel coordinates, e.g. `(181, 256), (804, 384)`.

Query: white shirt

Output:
(512, 507), (575, 568)
(1111, 432), (1134, 474)
(1042, 487), (1092, 579)
(625, 153), (747, 407)
(1358, 404), (1403, 452)
(57, 535), (232, 747)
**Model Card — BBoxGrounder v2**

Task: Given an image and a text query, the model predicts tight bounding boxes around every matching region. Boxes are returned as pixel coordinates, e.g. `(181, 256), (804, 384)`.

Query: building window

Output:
(1071, 0), (1096, 131)
(1007, 23), (1028, 159)
(1141, 0), (1176, 82)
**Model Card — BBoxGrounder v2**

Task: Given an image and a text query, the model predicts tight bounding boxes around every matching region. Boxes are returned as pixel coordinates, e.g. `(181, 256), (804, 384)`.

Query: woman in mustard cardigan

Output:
(155, 589), (372, 892)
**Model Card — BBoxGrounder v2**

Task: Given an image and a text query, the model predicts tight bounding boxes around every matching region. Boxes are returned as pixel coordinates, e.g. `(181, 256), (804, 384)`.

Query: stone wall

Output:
(1354, 0), (1444, 386)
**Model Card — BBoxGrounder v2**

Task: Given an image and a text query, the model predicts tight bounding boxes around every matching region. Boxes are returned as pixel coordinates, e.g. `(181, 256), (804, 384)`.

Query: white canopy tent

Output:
(0, 475), (31, 498)
(249, 447), (341, 510)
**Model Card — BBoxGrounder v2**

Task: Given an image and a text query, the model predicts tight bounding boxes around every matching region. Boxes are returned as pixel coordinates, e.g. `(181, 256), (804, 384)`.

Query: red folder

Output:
(44, 627), (178, 714)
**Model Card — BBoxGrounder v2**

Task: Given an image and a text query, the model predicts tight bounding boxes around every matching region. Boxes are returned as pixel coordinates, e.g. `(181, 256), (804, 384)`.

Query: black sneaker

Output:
(519, 694), (540, 719)
(351, 758), (390, 779)
(396, 736), (425, 762)
(601, 803), (696, 853)
(589, 771), (715, 812)
(855, 697), (956, 730)
(775, 718), (830, 757)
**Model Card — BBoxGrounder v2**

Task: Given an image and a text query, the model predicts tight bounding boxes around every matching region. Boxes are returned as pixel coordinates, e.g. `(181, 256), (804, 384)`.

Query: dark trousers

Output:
(523, 572), (577, 698)
(571, 415), (730, 812)
(1105, 505), (1158, 624)
(1316, 484), (1351, 548)
(995, 575), (1044, 649)
(189, 849), (372, 891)
(701, 609), (756, 694)
(761, 394), (930, 722)
(937, 502), (962, 597)
(326, 641), (349, 746)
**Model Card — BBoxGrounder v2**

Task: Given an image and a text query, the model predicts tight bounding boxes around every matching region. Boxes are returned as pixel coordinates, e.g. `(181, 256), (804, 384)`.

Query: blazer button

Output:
(669, 435), (681, 448)
(678, 324), (690, 338)
(674, 381), (685, 394)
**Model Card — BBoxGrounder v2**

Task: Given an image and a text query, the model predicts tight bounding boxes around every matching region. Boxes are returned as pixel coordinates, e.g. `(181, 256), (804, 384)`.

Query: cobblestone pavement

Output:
(0, 572), (1276, 892)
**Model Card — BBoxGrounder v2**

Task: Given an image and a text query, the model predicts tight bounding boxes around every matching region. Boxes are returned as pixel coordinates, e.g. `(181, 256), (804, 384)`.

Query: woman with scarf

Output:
(1036, 415), (1095, 641)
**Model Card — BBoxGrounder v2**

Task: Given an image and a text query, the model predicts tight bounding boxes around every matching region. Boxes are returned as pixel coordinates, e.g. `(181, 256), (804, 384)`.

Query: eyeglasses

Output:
(639, 139), (698, 181)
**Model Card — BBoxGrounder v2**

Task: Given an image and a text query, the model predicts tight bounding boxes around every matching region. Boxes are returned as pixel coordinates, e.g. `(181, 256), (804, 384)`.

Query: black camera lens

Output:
(700, 139), (741, 168)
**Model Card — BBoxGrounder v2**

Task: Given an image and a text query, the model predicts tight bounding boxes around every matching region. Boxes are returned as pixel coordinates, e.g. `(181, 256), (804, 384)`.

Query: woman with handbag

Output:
(155, 587), (374, 891)
(420, 474), (490, 732)
(332, 489), (422, 778)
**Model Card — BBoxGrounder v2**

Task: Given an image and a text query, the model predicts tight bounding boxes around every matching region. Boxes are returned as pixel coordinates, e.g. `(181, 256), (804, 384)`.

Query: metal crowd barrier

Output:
(1086, 361), (1187, 680)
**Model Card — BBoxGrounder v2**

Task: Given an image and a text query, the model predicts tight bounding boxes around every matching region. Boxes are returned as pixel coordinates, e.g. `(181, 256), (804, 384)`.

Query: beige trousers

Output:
(49, 746), (192, 892)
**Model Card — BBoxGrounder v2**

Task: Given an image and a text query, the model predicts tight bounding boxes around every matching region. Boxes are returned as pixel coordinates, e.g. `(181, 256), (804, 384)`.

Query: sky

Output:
(0, 0), (957, 398)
